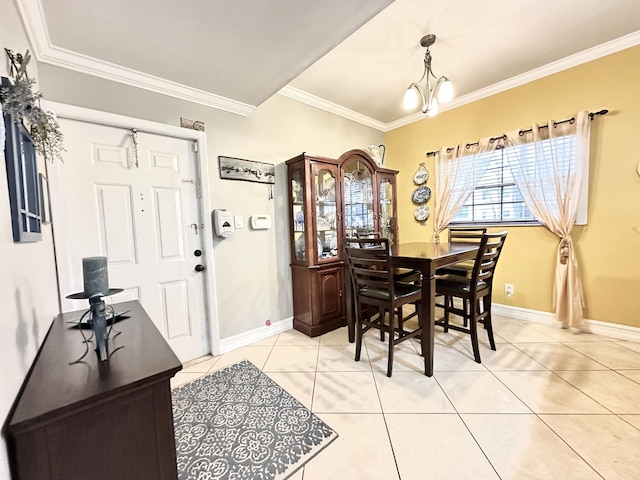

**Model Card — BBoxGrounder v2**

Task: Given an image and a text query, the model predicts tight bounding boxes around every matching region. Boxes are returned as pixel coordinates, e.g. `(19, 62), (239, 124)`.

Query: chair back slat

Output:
(449, 227), (487, 243)
(470, 232), (508, 289)
(355, 231), (382, 239)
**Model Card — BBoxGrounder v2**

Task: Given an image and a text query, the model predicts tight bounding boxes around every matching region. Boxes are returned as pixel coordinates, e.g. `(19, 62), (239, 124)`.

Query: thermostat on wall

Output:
(250, 215), (272, 230)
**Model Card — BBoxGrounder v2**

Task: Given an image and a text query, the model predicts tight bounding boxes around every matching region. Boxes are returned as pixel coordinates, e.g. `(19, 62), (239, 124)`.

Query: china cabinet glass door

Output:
(291, 168), (306, 262)
(379, 175), (395, 244)
(314, 167), (338, 262)
(342, 159), (374, 237)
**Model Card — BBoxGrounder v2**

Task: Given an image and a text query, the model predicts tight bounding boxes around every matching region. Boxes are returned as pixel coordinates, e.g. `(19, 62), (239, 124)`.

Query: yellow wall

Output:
(385, 45), (640, 328)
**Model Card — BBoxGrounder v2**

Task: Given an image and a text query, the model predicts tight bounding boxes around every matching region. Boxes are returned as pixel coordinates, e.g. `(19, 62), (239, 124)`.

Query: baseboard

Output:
(492, 303), (557, 325)
(219, 317), (293, 353)
(492, 303), (640, 343)
(218, 305), (640, 353)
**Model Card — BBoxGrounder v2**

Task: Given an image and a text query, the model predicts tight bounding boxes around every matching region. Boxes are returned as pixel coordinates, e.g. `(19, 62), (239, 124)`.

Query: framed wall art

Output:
(218, 156), (275, 185)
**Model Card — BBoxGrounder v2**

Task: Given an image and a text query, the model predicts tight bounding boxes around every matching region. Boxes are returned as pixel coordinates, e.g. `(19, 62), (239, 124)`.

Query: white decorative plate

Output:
(411, 186), (432, 204)
(413, 167), (429, 185)
(414, 205), (430, 222)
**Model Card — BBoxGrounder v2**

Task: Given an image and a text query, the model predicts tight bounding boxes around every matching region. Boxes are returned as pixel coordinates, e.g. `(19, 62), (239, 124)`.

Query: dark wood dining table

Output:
(345, 241), (479, 377)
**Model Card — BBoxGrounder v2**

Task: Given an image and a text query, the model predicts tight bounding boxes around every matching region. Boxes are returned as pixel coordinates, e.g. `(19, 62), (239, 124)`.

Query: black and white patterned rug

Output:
(172, 360), (338, 480)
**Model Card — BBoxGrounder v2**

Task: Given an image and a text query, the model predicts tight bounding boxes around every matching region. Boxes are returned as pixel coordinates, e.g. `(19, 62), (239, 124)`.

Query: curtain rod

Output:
(424, 109), (609, 157)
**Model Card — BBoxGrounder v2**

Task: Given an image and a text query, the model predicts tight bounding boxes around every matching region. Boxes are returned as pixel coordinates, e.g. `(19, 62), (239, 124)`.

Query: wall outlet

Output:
(504, 283), (514, 296)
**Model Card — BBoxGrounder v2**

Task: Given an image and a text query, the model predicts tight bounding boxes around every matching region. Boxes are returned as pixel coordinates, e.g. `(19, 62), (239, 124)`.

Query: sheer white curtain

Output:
(433, 138), (498, 242)
(503, 111), (590, 328)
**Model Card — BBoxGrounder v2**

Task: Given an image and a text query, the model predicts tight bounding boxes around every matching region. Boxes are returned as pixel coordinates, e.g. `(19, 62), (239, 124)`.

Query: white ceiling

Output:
(17, 0), (640, 129)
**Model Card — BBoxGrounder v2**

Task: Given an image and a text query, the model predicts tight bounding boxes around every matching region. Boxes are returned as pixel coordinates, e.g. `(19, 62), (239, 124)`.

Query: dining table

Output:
(345, 241), (480, 377)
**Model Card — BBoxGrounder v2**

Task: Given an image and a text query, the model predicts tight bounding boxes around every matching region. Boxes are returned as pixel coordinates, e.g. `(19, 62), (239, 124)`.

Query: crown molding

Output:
(16, 0), (640, 129)
(387, 29), (640, 131)
(16, 0), (255, 116)
(278, 86), (387, 131)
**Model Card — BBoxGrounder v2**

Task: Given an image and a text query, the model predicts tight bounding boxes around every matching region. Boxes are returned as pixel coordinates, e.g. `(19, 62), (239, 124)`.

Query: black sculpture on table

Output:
(66, 257), (123, 364)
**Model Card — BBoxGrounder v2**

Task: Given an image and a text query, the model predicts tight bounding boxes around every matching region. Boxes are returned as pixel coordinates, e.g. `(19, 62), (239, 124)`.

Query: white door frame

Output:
(43, 100), (221, 356)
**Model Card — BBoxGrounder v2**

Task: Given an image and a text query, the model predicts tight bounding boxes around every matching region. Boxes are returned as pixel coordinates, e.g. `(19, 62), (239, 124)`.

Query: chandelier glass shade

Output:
(403, 34), (453, 116)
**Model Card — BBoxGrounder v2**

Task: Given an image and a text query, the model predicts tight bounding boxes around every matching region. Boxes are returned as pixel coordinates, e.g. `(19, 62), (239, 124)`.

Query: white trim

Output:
(17, 0), (254, 116)
(17, 0), (640, 131)
(492, 303), (640, 343)
(219, 317), (293, 354)
(579, 319), (640, 343)
(284, 30), (640, 132)
(42, 100), (221, 356)
(492, 303), (556, 324)
(43, 100), (202, 139)
(278, 86), (387, 131)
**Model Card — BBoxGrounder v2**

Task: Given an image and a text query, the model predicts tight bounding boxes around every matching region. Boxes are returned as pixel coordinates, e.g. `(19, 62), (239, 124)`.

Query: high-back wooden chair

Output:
(436, 227), (487, 278)
(435, 231), (508, 363)
(355, 231), (420, 283)
(343, 237), (423, 377)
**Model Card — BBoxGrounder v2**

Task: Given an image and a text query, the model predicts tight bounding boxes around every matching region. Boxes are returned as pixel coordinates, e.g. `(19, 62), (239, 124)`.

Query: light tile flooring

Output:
(172, 315), (640, 480)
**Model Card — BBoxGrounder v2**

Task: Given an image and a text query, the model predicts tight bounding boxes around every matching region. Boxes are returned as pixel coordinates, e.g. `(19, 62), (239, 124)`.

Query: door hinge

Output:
(193, 141), (199, 153)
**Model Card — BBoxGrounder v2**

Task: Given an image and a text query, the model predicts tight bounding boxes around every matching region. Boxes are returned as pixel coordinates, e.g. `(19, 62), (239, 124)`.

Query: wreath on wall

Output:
(0, 48), (64, 162)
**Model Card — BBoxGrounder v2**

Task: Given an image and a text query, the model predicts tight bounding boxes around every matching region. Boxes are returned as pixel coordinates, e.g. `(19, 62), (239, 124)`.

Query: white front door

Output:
(51, 118), (209, 362)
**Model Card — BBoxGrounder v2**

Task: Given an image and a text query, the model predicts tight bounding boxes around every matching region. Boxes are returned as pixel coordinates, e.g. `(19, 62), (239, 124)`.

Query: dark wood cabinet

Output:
(7, 300), (182, 480)
(286, 150), (398, 337)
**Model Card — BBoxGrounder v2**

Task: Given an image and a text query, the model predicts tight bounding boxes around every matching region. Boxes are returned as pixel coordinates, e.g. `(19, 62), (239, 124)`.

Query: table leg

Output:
(419, 268), (435, 377)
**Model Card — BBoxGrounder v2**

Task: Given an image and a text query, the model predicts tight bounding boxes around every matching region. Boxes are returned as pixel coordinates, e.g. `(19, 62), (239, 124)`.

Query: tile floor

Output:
(172, 314), (640, 480)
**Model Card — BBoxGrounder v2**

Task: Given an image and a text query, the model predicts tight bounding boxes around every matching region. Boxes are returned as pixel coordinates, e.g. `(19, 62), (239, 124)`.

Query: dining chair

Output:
(436, 227), (487, 278)
(354, 231), (420, 283)
(343, 237), (423, 377)
(435, 231), (507, 363)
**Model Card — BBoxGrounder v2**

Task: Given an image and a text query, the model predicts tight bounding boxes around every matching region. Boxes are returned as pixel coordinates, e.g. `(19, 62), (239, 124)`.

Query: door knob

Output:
(195, 264), (205, 272)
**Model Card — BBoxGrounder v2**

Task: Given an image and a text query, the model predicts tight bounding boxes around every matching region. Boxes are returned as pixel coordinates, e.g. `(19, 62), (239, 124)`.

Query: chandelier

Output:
(403, 34), (453, 116)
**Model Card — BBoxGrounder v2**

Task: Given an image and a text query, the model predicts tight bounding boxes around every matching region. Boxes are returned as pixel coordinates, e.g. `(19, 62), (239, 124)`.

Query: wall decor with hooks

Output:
(412, 162), (431, 225)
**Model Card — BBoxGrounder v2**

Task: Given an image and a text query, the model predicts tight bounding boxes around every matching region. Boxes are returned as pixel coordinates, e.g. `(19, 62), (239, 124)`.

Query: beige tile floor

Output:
(173, 314), (640, 480)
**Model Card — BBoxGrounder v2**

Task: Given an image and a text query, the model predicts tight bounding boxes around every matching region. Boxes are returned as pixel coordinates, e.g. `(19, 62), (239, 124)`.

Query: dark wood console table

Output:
(7, 300), (182, 480)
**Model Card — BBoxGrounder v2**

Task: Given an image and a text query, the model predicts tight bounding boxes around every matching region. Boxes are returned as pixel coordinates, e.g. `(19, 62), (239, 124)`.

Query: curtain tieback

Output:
(559, 238), (570, 265)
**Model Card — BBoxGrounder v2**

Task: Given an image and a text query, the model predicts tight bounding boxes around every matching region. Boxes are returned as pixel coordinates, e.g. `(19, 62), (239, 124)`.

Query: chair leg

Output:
(355, 307), (363, 362)
(396, 306), (404, 337)
(416, 302), (426, 358)
(443, 295), (450, 332)
(379, 308), (386, 342)
(469, 298), (481, 363)
(387, 311), (394, 377)
(462, 298), (469, 327)
(483, 294), (496, 350)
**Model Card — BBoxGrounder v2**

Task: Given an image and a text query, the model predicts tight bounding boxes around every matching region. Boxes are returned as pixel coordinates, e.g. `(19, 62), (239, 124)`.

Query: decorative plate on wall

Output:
(411, 186), (432, 204)
(413, 166), (429, 185)
(414, 205), (430, 222)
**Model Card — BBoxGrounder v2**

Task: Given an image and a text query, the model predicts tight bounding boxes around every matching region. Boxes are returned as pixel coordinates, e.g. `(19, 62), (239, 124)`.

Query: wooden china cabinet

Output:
(286, 149), (398, 337)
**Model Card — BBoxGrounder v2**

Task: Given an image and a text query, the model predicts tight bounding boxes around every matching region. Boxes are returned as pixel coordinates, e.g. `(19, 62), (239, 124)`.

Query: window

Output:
(451, 134), (585, 226)
(3, 109), (42, 242)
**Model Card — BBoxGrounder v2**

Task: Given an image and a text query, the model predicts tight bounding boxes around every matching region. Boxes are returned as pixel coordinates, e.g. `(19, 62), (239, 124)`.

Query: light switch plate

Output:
(234, 215), (243, 229)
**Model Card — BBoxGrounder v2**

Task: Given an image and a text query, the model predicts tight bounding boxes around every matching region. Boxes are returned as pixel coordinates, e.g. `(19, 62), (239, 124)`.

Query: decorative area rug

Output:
(172, 360), (338, 480)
